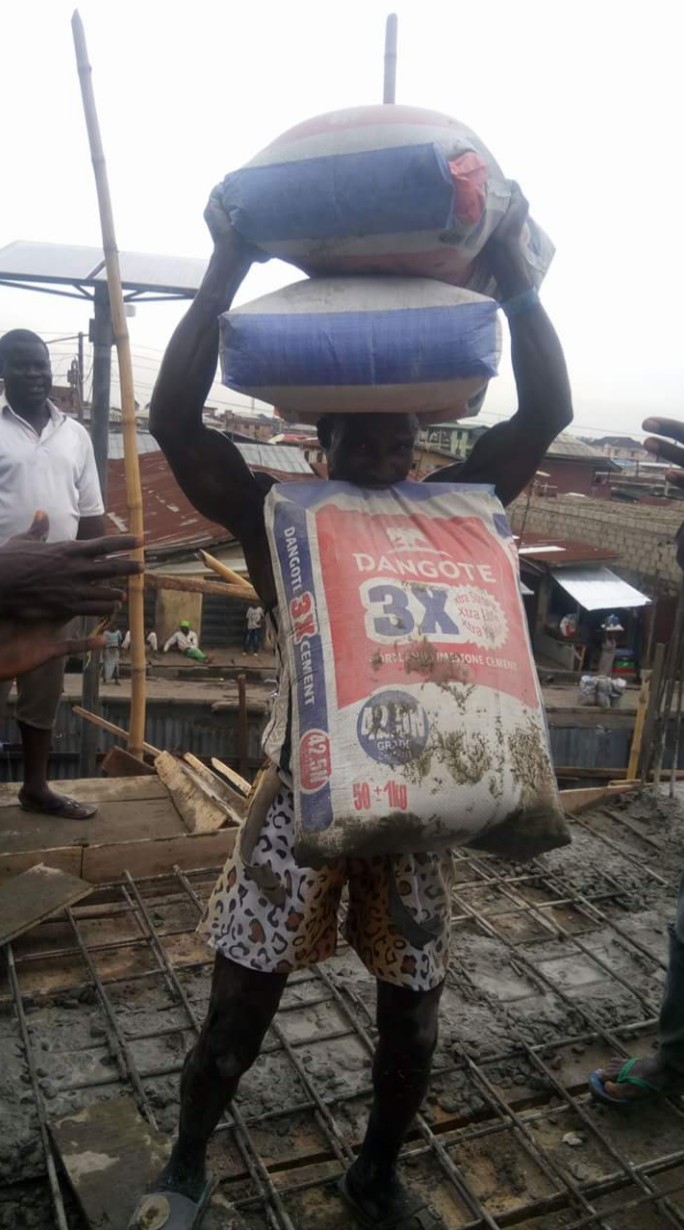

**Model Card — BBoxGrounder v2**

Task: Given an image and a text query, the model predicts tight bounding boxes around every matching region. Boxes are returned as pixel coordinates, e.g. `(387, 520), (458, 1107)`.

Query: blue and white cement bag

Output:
(265, 480), (569, 866)
(220, 277), (501, 420)
(221, 104), (553, 295)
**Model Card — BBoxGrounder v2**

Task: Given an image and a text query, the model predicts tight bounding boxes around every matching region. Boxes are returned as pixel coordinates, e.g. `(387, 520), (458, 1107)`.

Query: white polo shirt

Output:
(0, 395), (104, 545)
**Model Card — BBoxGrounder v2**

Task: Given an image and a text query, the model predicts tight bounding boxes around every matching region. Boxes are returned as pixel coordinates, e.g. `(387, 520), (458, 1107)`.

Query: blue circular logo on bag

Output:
(357, 690), (429, 766)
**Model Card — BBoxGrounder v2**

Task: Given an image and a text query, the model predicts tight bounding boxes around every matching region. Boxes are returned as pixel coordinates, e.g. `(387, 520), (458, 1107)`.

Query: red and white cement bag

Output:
(266, 480), (569, 866)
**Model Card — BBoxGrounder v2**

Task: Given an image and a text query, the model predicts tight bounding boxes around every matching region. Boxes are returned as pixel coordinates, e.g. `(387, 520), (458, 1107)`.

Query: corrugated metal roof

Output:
(106, 452), (229, 550)
(546, 432), (605, 459)
(108, 433), (162, 459)
(551, 566), (651, 611)
(107, 433), (312, 474)
(237, 442), (313, 474)
(418, 423), (615, 463)
(106, 440), (315, 549)
(517, 535), (616, 566)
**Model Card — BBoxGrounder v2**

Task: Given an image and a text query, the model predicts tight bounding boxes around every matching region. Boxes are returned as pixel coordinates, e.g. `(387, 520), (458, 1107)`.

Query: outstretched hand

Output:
(0, 514), (142, 621)
(642, 418), (684, 569)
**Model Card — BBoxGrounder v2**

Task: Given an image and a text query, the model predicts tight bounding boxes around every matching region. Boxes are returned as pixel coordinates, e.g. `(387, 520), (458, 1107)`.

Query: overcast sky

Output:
(1, 0), (682, 438)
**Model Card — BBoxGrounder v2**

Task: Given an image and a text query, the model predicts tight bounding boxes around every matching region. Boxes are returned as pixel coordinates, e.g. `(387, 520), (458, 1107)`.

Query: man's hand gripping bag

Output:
(266, 481), (569, 866)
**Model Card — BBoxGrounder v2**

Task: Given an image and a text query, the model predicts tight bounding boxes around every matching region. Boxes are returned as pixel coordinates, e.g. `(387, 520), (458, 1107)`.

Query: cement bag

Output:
(266, 480), (569, 866)
(220, 277), (501, 421)
(221, 104), (553, 295)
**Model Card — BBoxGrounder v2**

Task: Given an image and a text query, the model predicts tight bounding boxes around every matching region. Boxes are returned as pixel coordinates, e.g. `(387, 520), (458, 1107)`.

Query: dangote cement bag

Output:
(220, 277), (500, 421)
(266, 481), (569, 866)
(221, 104), (553, 296)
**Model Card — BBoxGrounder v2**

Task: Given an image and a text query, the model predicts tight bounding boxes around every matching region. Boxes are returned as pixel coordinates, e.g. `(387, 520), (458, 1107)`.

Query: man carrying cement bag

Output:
(128, 185), (572, 1230)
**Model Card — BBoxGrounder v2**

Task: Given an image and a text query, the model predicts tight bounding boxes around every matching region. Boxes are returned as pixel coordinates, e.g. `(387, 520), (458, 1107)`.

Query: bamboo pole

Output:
(144, 572), (259, 602)
(72, 12), (146, 758)
(200, 550), (253, 590)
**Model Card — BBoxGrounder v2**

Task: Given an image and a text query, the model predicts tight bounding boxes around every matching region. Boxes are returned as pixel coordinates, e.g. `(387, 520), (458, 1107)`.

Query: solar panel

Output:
(110, 251), (207, 295)
(0, 241), (103, 284)
(0, 240), (206, 296)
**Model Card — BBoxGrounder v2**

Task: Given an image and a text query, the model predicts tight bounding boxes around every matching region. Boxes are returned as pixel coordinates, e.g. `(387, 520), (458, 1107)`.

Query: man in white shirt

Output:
(0, 330), (107, 820)
(244, 603), (264, 655)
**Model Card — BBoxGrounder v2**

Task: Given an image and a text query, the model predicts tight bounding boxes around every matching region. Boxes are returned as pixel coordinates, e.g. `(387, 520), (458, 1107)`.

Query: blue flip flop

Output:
(127, 1179), (215, 1229)
(588, 1058), (663, 1107)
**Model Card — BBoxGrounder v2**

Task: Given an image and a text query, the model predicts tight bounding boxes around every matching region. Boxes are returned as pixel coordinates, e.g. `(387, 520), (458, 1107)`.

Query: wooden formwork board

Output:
(0, 775), (237, 884)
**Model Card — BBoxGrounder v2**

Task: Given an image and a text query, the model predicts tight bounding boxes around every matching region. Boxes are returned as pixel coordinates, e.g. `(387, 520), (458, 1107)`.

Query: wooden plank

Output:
(51, 1097), (170, 1230)
(183, 753), (247, 819)
(641, 642), (666, 780)
(0, 776), (167, 807)
(72, 705), (161, 757)
(82, 827), (236, 882)
(182, 751), (221, 785)
(627, 673), (651, 780)
(179, 763), (244, 826)
(0, 798), (184, 855)
(556, 765), (684, 782)
(50, 1095), (246, 1230)
(0, 846), (83, 885)
(0, 864), (92, 945)
(560, 784), (638, 815)
(155, 751), (229, 834)
(211, 756), (251, 797)
(237, 674), (248, 779)
(102, 746), (156, 777)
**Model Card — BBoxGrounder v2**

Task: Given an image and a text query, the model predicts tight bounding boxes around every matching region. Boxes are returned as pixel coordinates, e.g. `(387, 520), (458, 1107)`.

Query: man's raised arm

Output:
(425, 186), (573, 506)
(150, 191), (265, 540)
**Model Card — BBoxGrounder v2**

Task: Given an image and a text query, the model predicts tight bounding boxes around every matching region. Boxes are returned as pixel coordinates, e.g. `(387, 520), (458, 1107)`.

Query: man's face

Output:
(325, 413), (417, 487)
(2, 341), (52, 412)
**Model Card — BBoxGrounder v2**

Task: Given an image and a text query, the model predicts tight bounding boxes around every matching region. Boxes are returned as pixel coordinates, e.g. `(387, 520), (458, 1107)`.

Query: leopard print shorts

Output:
(200, 787), (453, 990)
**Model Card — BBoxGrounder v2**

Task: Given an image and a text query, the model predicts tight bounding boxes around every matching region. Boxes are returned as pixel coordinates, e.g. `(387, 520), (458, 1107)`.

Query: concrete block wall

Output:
(510, 495), (684, 592)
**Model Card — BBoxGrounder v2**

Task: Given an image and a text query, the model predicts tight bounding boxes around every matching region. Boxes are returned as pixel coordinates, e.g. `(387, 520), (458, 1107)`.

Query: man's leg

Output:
(592, 866), (684, 1100)
(15, 655), (95, 817)
(157, 953), (288, 1201)
(344, 979), (444, 1223)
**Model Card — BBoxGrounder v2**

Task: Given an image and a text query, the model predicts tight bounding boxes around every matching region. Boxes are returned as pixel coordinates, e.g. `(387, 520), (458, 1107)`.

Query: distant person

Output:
(597, 614), (623, 676)
(101, 623), (123, 684)
(0, 330), (106, 821)
(163, 619), (208, 663)
(244, 603), (264, 655)
(122, 628), (159, 657)
(0, 515), (139, 680)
